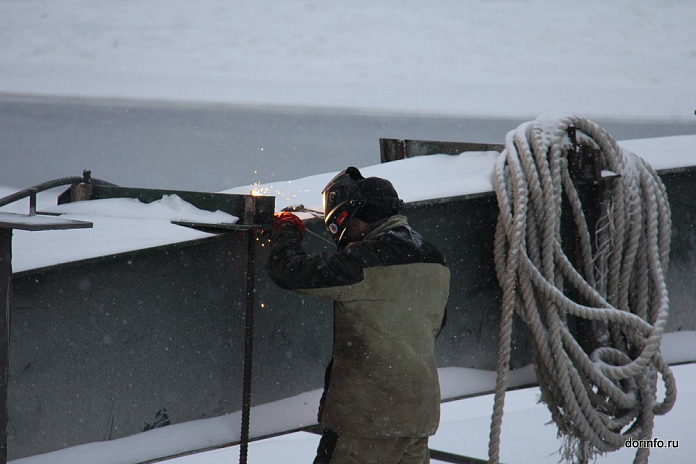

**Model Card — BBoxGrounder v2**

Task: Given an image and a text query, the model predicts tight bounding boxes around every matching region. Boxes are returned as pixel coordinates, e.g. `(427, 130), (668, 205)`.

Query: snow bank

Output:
(11, 352), (696, 464)
(7, 195), (236, 274)
(228, 134), (696, 215)
(3, 133), (694, 273)
(1, 1), (694, 120)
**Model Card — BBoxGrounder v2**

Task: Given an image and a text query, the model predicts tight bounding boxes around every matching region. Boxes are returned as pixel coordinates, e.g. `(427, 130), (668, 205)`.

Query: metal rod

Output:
(28, 188), (38, 216)
(239, 228), (256, 464)
(0, 230), (12, 464)
(305, 228), (334, 246)
(0, 176), (118, 209)
(429, 449), (492, 464)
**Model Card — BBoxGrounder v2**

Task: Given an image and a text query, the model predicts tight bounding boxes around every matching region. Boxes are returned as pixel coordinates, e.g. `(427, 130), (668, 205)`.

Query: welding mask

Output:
(322, 167), (402, 247)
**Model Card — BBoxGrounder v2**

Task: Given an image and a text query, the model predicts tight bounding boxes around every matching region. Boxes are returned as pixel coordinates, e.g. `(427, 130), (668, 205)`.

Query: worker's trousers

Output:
(314, 428), (430, 464)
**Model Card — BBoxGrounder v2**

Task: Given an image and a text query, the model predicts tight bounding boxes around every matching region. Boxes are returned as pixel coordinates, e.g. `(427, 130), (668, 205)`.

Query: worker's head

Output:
(322, 166), (402, 247)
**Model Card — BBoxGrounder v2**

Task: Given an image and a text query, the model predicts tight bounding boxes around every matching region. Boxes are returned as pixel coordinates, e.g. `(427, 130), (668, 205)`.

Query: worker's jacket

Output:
(267, 215), (450, 437)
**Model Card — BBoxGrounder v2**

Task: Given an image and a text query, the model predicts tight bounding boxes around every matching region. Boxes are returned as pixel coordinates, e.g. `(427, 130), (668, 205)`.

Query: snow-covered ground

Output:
(1, 0), (695, 120)
(10, 360), (696, 464)
(2, 1), (696, 463)
(172, 362), (696, 464)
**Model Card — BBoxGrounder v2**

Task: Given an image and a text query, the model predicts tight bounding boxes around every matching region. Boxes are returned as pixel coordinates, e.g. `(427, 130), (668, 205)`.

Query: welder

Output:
(268, 166), (450, 464)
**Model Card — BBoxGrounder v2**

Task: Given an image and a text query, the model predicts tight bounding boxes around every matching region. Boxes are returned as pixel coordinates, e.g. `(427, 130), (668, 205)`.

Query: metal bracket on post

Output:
(565, 125), (621, 355)
(567, 125), (603, 186)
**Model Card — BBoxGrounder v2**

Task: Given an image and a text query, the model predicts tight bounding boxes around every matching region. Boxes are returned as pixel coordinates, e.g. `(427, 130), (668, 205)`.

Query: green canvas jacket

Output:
(268, 215), (450, 437)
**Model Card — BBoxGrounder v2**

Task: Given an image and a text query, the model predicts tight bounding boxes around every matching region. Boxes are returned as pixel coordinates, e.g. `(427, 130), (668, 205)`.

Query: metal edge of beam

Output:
(9, 219), (272, 279)
(133, 423), (498, 464)
(379, 137), (696, 177)
(299, 427), (491, 464)
(655, 164), (696, 177)
(0, 213), (93, 232)
(380, 138), (505, 163)
(170, 221), (268, 233)
(300, 427), (490, 464)
(11, 160), (689, 278)
(83, 185), (275, 227)
(429, 449), (491, 464)
(10, 234), (230, 279)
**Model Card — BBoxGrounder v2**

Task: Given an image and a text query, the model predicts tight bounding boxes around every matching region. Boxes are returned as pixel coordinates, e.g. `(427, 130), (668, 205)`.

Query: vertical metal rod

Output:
(28, 189), (38, 217)
(239, 228), (256, 464)
(0, 229), (13, 464)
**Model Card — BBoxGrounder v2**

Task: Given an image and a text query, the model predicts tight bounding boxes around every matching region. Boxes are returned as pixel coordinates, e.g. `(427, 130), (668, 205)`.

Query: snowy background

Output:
(2, 0), (696, 463)
(1, 0), (695, 120)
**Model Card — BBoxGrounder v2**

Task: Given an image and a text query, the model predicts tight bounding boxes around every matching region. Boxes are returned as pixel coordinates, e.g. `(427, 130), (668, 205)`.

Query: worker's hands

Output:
(273, 212), (306, 237)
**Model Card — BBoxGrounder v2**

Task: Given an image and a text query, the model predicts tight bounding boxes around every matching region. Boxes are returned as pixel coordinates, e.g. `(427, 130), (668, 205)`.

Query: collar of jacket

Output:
(363, 215), (409, 241)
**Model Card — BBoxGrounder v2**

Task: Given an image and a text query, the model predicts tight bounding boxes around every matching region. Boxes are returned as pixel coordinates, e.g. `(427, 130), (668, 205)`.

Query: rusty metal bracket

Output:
(563, 125), (624, 356)
(380, 138), (504, 163)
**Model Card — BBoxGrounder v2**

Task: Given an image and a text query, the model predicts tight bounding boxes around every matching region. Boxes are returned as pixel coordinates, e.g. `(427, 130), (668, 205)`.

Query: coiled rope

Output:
(488, 115), (677, 464)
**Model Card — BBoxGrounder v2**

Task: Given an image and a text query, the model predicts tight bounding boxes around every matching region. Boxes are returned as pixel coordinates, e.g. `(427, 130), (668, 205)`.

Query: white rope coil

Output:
(488, 115), (677, 464)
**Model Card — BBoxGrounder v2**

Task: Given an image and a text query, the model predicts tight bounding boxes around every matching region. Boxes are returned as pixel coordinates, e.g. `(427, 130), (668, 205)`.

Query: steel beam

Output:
(0, 214), (92, 464)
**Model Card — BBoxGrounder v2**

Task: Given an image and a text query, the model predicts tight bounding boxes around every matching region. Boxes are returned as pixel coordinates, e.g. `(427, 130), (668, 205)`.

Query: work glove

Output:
(273, 212), (306, 237)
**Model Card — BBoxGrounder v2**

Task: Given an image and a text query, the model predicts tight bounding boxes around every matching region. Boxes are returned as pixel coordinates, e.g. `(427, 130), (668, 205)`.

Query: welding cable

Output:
(281, 204), (334, 246)
(488, 115), (676, 464)
(281, 204), (324, 218)
(304, 227), (335, 246)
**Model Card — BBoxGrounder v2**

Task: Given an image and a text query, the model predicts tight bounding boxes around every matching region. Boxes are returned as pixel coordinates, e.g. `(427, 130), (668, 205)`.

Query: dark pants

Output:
(314, 357), (337, 464)
(313, 428), (339, 464)
(313, 428), (430, 464)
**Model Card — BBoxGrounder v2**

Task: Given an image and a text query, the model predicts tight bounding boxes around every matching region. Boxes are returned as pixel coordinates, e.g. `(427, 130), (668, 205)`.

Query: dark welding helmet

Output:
(322, 167), (366, 246)
(322, 167), (402, 247)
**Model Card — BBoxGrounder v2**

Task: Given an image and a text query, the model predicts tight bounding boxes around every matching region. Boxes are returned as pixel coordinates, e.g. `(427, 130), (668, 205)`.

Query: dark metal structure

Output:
(5, 184), (273, 461)
(0, 213), (92, 464)
(4, 136), (695, 462)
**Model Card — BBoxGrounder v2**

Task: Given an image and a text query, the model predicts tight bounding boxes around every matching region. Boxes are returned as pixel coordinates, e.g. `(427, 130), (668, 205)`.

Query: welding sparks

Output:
(250, 180), (272, 196)
(248, 176), (313, 201)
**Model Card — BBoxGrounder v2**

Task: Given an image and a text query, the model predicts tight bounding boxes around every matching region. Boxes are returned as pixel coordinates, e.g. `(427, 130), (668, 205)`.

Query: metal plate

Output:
(0, 212), (93, 231)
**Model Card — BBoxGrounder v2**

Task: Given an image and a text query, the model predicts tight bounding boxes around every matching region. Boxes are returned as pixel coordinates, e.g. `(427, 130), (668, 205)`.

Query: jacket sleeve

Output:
(266, 222), (378, 296)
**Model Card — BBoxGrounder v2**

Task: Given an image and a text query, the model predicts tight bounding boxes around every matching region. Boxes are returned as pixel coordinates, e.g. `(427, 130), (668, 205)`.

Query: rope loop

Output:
(488, 115), (676, 464)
